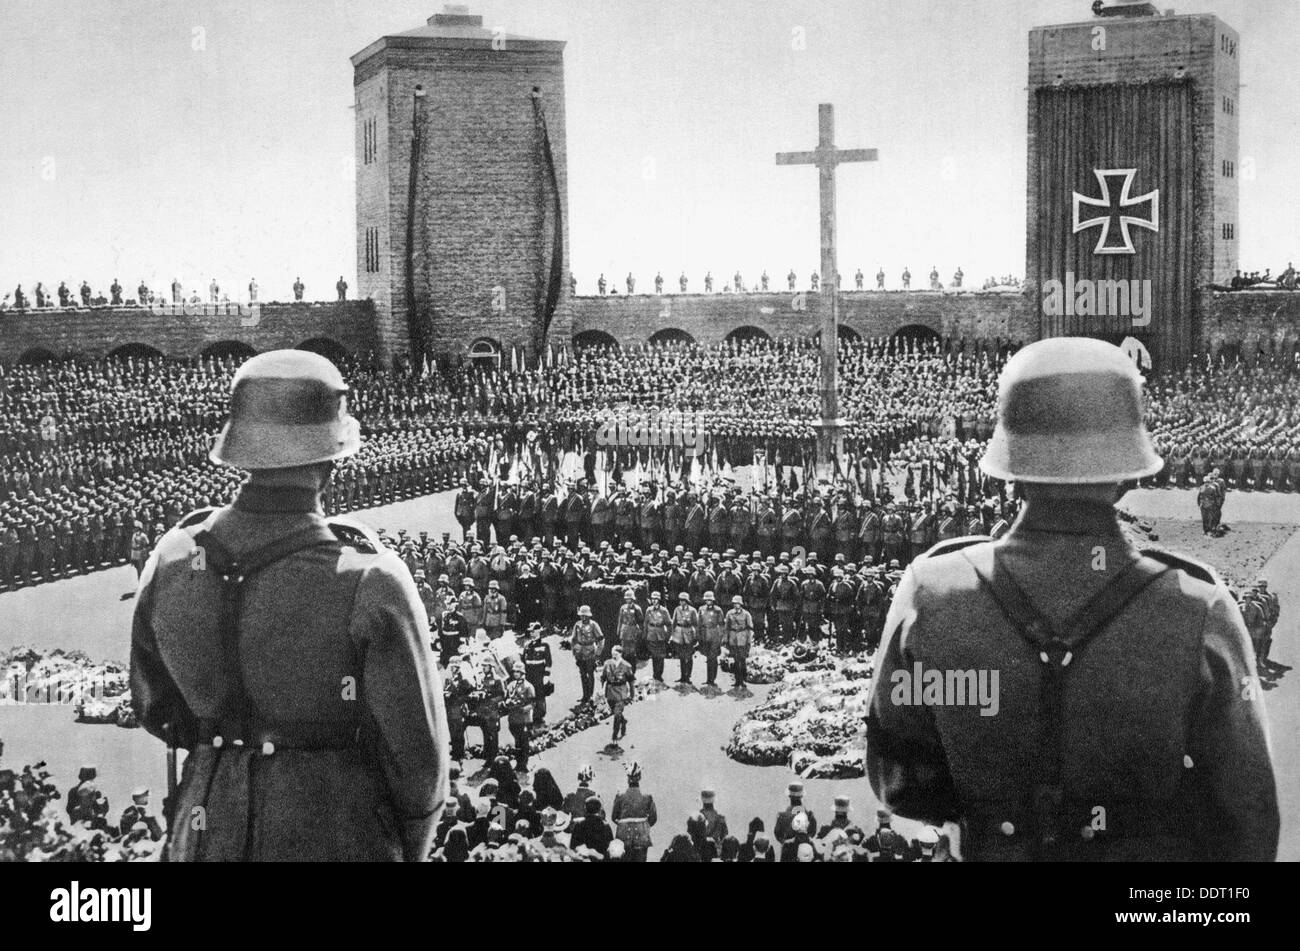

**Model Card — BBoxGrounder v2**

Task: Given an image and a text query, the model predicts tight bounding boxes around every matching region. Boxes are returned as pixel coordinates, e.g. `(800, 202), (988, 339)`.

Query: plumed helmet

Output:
(210, 350), (361, 469)
(979, 338), (1162, 484)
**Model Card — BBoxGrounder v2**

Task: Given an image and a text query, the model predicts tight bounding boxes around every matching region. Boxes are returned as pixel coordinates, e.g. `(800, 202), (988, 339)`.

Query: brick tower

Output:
(352, 5), (571, 369)
(1026, 3), (1240, 369)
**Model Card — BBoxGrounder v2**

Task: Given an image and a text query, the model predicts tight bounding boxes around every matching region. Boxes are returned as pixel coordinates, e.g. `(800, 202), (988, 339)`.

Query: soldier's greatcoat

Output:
(867, 498), (1278, 862)
(130, 485), (448, 862)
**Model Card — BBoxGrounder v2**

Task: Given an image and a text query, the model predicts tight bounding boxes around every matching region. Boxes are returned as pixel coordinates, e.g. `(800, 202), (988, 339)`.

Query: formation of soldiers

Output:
(4, 334), (1300, 592)
(372, 473), (1023, 774)
(1149, 360), (1300, 493)
(1240, 581), (1288, 681)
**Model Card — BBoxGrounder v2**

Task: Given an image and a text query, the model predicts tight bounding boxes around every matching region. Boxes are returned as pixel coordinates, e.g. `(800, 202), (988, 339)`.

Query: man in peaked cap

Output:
(773, 781), (817, 847)
(867, 338), (1278, 861)
(130, 350), (449, 862)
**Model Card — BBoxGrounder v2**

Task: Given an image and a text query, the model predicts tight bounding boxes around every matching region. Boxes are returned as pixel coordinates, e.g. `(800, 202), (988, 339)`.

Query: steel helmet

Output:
(979, 338), (1162, 484)
(210, 350), (361, 469)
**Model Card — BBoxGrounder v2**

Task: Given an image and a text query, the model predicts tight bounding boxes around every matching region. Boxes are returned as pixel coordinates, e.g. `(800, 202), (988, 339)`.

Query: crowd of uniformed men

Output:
(3, 334), (1300, 593)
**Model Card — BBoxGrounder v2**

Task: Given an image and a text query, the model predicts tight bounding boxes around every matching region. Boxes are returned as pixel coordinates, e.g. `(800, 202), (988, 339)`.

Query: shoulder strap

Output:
(961, 549), (1168, 662)
(960, 547), (1168, 857)
(192, 524), (339, 743)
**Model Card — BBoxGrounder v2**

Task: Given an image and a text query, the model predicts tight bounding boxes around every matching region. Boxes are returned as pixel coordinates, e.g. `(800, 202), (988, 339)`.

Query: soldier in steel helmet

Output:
(129, 350), (449, 861)
(866, 338), (1279, 862)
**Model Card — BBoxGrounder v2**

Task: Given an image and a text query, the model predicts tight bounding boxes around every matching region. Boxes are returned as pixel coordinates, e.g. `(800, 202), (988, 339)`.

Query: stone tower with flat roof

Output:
(352, 5), (571, 368)
(1026, 3), (1239, 369)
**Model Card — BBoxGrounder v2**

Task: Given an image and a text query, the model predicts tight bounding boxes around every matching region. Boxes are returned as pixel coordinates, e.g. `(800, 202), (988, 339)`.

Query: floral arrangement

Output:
(726, 659), (874, 778)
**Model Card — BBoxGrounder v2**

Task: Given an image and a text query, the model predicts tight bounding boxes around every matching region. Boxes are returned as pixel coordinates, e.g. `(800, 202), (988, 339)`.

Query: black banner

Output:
(1033, 81), (1197, 369)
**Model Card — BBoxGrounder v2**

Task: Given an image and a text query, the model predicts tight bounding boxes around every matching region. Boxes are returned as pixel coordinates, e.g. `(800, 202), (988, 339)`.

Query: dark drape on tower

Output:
(532, 91), (565, 358)
(406, 88), (432, 374)
(1032, 81), (1196, 369)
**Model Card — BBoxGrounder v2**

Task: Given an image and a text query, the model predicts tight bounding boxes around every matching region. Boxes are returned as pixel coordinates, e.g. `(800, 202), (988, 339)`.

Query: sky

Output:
(0, 0), (1296, 300)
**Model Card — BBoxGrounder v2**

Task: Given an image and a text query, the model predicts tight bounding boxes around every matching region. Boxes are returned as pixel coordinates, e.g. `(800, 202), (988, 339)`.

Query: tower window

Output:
(1222, 223), (1235, 241)
(1222, 96), (1235, 116)
(365, 227), (380, 272)
(363, 117), (378, 165)
(1222, 160), (1235, 178)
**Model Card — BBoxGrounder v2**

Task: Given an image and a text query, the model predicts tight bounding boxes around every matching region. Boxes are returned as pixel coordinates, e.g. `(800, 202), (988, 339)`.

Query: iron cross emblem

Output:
(1072, 169), (1160, 255)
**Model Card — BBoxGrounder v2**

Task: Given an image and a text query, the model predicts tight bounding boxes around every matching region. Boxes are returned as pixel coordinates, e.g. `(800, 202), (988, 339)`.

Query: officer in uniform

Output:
(798, 566), (826, 641)
(502, 664), (536, 771)
(724, 595), (754, 690)
(612, 761), (658, 863)
(687, 789), (729, 858)
(866, 338), (1279, 861)
(616, 588), (644, 669)
(697, 590), (726, 687)
(601, 645), (635, 743)
(773, 782), (817, 848)
(570, 604), (605, 704)
(129, 350), (448, 861)
(437, 601), (469, 668)
(644, 591), (673, 683)
(442, 649), (473, 762)
(520, 624), (553, 725)
(671, 591), (700, 684)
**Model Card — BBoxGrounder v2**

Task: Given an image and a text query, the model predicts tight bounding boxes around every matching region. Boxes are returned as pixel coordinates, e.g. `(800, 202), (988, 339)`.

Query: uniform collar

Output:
(1011, 497), (1123, 538)
(232, 484), (322, 515)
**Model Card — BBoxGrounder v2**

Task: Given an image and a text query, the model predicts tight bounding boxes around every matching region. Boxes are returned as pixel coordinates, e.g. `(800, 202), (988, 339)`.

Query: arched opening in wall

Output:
(108, 343), (165, 362)
(467, 337), (502, 370)
(297, 337), (350, 366)
(17, 347), (58, 364)
(648, 328), (695, 347)
(893, 324), (941, 347)
(725, 326), (771, 346)
(201, 340), (257, 362)
(573, 330), (619, 352)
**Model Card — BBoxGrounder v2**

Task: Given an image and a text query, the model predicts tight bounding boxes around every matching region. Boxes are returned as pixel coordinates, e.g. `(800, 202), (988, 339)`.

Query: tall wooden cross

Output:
(776, 103), (877, 472)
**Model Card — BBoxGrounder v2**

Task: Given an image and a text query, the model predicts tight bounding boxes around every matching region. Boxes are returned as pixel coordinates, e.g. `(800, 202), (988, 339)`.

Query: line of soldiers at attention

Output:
(578, 266), (973, 296)
(0, 276), (342, 310)
(448, 474), (1016, 568)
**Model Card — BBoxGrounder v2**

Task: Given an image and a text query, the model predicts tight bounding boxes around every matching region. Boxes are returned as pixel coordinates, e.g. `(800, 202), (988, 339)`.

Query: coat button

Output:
(262, 742), (275, 757)
(212, 735), (224, 749)
(1184, 755), (1194, 769)
(1000, 821), (1016, 837)
(1081, 826), (1096, 841)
